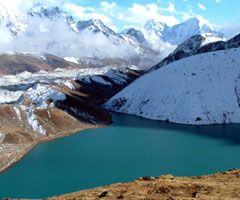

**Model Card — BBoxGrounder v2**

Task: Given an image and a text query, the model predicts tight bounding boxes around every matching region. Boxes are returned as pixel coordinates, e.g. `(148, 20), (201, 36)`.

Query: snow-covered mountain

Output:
(28, 3), (79, 32)
(0, 2), (226, 69)
(77, 19), (117, 36)
(28, 3), (67, 19)
(104, 45), (240, 125)
(152, 32), (240, 71)
(152, 33), (226, 70)
(144, 16), (223, 45)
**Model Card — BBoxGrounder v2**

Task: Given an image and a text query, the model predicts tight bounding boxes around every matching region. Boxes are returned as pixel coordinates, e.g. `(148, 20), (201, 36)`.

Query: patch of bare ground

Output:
(14, 169), (240, 200)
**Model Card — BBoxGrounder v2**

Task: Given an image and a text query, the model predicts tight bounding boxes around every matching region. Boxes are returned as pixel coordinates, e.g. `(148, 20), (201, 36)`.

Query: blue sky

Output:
(56, 0), (240, 32)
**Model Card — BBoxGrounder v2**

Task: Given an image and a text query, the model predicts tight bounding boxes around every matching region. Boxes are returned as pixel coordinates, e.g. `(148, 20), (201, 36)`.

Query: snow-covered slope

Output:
(144, 16), (223, 45)
(104, 47), (240, 125)
(0, 2), (26, 35)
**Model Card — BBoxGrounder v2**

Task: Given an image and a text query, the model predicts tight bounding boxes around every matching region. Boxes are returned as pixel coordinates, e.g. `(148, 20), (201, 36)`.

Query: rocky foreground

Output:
(11, 169), (240, 200)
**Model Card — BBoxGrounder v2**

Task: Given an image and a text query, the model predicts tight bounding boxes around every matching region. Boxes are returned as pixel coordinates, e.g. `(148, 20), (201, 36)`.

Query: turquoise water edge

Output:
(1, 112), (240, 199)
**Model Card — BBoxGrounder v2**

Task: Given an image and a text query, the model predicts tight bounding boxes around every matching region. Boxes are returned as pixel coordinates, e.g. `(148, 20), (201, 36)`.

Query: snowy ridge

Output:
(152, 32), (239, 71)
(77, 19), (116, 37)
(104, 47), (240, 125)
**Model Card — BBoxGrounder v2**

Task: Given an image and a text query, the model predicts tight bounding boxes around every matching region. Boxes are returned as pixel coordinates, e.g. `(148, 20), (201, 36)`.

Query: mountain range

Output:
(0, 3), (225, 69)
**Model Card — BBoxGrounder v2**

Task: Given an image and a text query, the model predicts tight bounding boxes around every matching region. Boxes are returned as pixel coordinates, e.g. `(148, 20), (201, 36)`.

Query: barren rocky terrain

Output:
(11, 169), (240, 200)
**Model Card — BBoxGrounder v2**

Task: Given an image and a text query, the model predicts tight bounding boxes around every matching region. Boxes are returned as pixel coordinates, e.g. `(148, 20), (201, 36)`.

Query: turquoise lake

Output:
(1, 112), (240, 199)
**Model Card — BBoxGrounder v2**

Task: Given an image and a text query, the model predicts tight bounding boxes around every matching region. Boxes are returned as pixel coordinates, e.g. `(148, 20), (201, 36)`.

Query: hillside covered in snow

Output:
(104, 46), (240, 125)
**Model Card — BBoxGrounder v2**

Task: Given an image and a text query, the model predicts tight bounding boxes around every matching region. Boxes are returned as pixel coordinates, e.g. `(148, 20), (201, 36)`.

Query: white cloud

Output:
(63, 3), (112, 25)
(0, 17), (138, 59)
(100, 1), (117, 16)
(159, 3), (175, 13)
(109, 25), (118, 32)
(117, 3), (179, 27)
(182, 11), (193, 21)
(198, 3), (206, 10)
(216, 0), (221, 3)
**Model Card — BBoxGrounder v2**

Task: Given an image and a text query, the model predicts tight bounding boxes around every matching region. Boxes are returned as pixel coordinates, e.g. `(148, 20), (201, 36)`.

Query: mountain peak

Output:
(76, 19), (116, 36)
(28, 3), (67, 19)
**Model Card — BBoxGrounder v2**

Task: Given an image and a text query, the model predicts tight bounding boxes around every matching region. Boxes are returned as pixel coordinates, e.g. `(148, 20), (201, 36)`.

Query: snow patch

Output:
(64, 57), (79, 64)
(90, 76), (112, 86)
(63, 80), (75, 90)
(13, 107), (21, 121)
(20, 105), (47, 136)
(0, 132), (5, 142)
(26, 84), (66, 109)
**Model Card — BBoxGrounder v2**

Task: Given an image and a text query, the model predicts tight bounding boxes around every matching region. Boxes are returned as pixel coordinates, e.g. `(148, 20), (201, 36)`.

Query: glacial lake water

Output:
(1, 112), (240, 199)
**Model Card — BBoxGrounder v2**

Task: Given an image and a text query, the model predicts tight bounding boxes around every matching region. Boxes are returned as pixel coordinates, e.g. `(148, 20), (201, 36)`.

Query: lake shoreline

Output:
(0, 123), (108, 175)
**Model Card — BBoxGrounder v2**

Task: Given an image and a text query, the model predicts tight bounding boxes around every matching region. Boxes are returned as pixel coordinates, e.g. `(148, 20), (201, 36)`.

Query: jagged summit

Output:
(121, 28), (146, 44)
(76, 19), (117, 36)
(28, 3), (67, 19)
